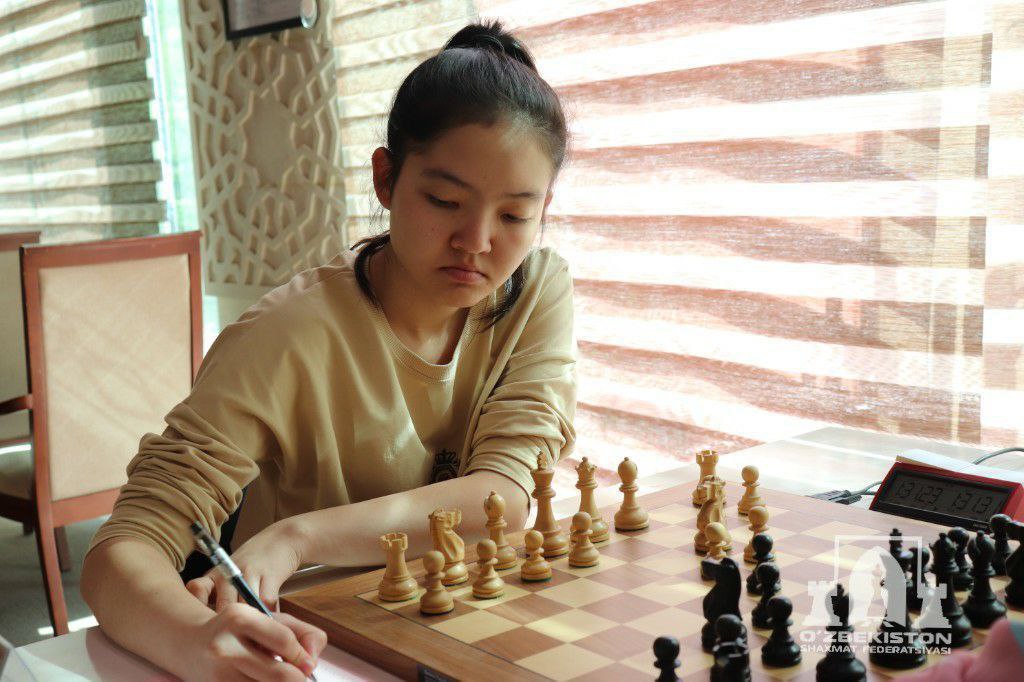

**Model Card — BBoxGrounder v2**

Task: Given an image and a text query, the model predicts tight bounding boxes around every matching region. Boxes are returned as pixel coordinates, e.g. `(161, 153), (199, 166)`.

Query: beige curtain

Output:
(0, 0), (164, 242)
(335, 1), (1024, 483)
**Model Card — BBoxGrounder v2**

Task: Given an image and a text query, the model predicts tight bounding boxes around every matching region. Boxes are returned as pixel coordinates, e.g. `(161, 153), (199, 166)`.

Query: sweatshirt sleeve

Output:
(464, 250), (579, 509)
(84, 309), (297, 571)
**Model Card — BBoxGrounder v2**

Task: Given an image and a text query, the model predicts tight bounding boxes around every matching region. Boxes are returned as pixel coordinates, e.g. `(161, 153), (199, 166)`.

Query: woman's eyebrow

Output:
(421, 166), (543, 200)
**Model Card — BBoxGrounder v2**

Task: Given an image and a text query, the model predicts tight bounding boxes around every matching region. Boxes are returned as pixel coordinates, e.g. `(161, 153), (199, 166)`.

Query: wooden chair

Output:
(0, 232), (203, 636)
(0, 231), (40, 450)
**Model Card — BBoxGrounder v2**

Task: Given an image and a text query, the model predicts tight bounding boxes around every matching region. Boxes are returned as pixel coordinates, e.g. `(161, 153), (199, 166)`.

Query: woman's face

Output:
(372, 121), (555, 311)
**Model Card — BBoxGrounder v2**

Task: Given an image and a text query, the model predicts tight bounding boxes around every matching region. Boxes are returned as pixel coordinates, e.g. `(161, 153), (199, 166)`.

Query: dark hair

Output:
(350, 19), (570, 333)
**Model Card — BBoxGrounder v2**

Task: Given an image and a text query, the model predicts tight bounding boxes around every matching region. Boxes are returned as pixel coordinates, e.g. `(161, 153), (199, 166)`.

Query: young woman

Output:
(81, 20), (577, 681)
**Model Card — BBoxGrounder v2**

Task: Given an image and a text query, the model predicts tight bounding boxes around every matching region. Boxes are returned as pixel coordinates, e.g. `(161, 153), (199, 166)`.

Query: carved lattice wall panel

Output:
(181, 0), (345, 295)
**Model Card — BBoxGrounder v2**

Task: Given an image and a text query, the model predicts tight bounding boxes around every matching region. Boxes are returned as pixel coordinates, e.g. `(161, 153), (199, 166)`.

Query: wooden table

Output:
(8, 427), (1014, 681)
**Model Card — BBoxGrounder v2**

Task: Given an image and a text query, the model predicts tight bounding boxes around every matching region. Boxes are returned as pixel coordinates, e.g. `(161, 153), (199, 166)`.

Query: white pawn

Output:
(738, 465), (765, 515)
(614, 457), (649, 530)
(569, 512), (600, 568)
(472, 539), (505, 599)
(744, 506), (770, 563)
(521, 529), (552, 582)
(419, 550), (454, 614)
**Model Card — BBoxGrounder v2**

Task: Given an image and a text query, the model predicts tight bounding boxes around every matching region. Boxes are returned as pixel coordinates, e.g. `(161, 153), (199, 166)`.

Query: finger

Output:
(215, 572), (239, 613)
(274, 612), (328, 659)
(260, 576), (285, 612)
(228, 607), (316, 674)
(232, 640), (308, 682)
(186, 576), (214, 605)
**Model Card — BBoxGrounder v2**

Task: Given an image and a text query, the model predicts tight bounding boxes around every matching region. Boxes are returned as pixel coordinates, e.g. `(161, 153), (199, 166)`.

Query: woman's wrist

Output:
(278, 513), (316, 567)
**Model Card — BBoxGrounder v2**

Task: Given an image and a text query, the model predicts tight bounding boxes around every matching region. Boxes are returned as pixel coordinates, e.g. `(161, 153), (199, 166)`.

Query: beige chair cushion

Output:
(0, 449), (32, 499)
(38, 254), (192, 501)
(0, 249), (30, 444)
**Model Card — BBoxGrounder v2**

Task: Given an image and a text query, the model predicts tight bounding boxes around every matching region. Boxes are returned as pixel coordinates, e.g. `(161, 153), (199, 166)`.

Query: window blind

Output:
(0, 0), (163, 242)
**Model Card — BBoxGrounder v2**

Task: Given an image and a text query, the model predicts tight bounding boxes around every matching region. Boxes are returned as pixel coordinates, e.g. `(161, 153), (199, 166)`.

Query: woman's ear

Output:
(371, 147), (394, 210)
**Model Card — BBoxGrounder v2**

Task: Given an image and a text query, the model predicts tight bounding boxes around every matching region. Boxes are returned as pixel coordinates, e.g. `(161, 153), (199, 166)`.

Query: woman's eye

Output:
(504, 214), (528, 224)
(427, 194), (457, 208)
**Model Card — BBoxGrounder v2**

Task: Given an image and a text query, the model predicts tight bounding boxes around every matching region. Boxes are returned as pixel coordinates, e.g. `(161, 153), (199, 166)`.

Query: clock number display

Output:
(879, 471), (1010, 523)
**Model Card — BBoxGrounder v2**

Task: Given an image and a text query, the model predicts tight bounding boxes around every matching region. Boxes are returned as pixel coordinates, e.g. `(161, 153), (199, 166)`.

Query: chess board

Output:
(281, 481), (1024, 681)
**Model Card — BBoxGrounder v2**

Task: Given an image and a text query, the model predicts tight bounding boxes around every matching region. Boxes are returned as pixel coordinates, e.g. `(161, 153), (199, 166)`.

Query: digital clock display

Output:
(876, 470), (1011, 524)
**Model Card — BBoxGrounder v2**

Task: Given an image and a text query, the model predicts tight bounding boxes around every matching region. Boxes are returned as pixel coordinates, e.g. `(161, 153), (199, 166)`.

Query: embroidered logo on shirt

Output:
(430, 449), (459, 483)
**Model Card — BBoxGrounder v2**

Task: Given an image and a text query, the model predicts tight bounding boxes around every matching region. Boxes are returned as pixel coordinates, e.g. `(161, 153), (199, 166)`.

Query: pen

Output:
(190, 522), (318, 681)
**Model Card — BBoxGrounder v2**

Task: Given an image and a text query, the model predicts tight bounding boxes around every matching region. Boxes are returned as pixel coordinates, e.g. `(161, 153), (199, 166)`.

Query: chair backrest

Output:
(21, 232), (202, 502)
(0, 231), (40, 446)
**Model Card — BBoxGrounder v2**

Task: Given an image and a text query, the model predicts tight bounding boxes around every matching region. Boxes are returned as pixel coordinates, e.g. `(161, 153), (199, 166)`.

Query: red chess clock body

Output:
(870, 461), (1024, 531)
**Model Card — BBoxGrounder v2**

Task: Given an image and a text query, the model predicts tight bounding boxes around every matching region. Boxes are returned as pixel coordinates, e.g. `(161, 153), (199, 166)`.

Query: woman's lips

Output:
(441, 267), (485, 283)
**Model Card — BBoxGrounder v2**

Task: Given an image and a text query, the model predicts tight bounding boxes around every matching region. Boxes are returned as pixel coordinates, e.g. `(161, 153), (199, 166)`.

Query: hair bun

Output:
(443, 19), (537, 71)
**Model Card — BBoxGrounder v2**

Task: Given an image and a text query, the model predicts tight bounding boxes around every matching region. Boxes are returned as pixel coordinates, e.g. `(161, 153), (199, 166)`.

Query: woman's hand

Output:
(186, 519), (306, 613)
(183, 602), (326, 681)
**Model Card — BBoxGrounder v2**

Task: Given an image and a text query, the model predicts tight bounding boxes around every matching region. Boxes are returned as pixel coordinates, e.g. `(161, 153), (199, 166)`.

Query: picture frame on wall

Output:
(221, 0), (318, 40)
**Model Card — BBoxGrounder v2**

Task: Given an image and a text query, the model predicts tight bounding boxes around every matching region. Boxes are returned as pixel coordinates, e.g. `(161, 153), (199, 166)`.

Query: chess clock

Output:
(870, 461), (1024, 531)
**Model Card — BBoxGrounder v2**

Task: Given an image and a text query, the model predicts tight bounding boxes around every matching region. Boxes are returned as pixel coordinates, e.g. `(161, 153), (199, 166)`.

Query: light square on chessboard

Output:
(427, 608), (521, 643)
(628, 574), (709, 607)
(355, 587), (425, 610)
(572, 623), (655, 660)
(570, 661), (653, 682)
(446, 581), (530, 608)
(524, 607), (617, 641)
(472, 624), (564, 661)
(647, 502), (700, 524)
(515, 642), (615, 682)
(545, 553), (626, 577)
(800, 520), (882, 542)
(625, 605), (705, 638)
(620, 630), (711, 679)
(515, 566), (580, 592)
(769, 532), (839, 559)
(391, 595), (477, 623)
(635, 547), (705, 576)
(483, 592), (575, 624)
(599, 537), (671, 562)
(583, 562), (668, 591)
(639, 524), (694, 549)
(534, 576), (624, 608)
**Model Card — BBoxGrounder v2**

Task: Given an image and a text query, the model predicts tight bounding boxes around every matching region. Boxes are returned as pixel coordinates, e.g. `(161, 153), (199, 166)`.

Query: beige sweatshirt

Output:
(85, 246), (577, 571)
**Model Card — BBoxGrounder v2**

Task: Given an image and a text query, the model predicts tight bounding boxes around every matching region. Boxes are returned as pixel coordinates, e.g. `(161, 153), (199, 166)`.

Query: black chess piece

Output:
(745, 532), (775, 596)
(653, 635), (680, 682)
(962, 531), (1007, 628)
(752, 562), (780, 629)
(1003, 520), (1024, 608)
(815, 584), (867, 682)
(702, 557), (743, 651)
(920, 533), (973, 649)
(712, 614), (751, 682)
(761, 595), (801, 668)
(868, 544), (926, 670)
(906, 545), (930, 613)
(990, 513), (1012, 577)
(948, 527), (974, 592)
(889, 528), (912, 566)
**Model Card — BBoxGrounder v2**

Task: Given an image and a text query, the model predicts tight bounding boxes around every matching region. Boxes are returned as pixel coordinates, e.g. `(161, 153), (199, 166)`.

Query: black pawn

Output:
(948, 527), (974, 592)
(712, 614), (751, 682)
(815, 584), (867, 682)
(906, 545), (930, 613)
(752, 562), (780, 628)
(761, 595), (801, 667)
(962, 531), (1007, 628)
(746, 533), (776, 596)
(653, 635), (679, 682)
(920, 533), (973, 649)
(1003, 520), (1024, 608)
(990, 513), (1012, 576)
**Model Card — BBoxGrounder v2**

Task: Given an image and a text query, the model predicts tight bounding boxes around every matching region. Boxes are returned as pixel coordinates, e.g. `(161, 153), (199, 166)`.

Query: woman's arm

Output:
(290, 469), (529, 568)
(81, 537), (324, 680)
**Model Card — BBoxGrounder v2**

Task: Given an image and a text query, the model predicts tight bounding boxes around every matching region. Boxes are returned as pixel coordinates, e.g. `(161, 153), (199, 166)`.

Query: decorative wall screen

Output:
(0, 0), (164, 242)
(335, 1), (1024, 485)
